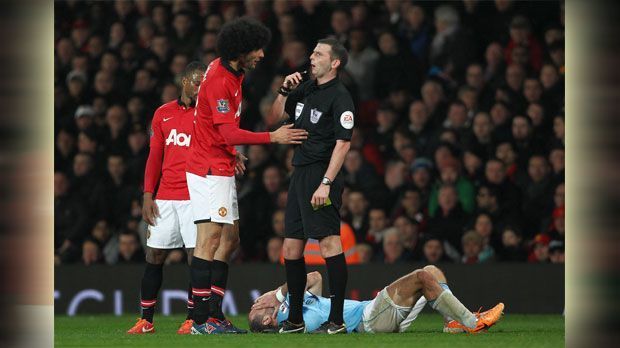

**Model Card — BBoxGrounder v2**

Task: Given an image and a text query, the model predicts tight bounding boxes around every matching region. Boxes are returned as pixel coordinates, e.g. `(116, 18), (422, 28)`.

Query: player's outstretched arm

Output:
(217, 123), (308, 146)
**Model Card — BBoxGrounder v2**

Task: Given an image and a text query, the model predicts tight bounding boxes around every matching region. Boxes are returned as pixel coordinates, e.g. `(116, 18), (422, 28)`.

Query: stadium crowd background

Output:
(54, 0), (565, 266)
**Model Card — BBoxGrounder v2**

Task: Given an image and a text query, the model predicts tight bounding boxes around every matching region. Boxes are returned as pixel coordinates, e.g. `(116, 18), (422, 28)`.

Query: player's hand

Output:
(283, 72), (304, 90)
(235, 153), (248, 175)
(270, 124), (308, 144)
(252, 290), (280, 310)
(142, 193), (160, 226)
(310, 184), (330, 210)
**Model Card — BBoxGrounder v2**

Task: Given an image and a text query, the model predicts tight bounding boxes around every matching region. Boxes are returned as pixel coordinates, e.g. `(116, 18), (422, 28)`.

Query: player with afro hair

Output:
(216, 17), (272, 70)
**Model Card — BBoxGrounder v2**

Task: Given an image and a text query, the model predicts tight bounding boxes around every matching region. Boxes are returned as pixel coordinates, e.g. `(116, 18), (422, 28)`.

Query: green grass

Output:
(55, 314), (564, 347)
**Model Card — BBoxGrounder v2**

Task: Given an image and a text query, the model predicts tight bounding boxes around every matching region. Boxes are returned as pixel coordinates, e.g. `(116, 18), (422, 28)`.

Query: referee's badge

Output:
(295, 102), (304, 120)
(310, 108), (323, 124)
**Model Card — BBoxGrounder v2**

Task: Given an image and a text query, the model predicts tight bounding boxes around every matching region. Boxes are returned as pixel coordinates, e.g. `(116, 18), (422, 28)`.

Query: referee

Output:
(268, 38), (354, 334)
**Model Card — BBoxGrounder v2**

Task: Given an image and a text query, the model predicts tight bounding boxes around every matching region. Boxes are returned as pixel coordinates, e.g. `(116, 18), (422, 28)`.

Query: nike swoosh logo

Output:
(163, 117), (173, 122)
(142, 326), (154, 333)
(234, 90), (239, 97)
(327, 327), (345, 334)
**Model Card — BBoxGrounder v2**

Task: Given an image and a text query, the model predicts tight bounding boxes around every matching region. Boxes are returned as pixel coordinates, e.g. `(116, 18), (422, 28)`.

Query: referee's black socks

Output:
(209, 260), (229, 320)
(140, 262), (163, 323)
(326, 253), (347, 325)
(284, 257), (307, 324)
(190, 257), (212, 325)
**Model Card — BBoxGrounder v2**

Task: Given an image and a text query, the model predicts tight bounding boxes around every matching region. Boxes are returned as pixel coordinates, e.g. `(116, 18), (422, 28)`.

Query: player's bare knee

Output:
(423, 265), (446, 283)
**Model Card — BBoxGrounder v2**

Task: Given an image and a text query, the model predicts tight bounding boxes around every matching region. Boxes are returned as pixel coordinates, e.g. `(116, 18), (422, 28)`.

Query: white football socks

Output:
(430, 290), (478, 329)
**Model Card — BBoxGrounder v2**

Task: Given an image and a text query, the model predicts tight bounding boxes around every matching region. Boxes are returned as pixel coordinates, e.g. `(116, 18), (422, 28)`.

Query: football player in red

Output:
(186, 18), (308, 335)
(127, 62), (206, 335)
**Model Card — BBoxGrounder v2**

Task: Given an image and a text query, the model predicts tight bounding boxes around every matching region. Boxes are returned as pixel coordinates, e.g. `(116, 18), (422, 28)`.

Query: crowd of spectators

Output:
(54, 0), (565, 266)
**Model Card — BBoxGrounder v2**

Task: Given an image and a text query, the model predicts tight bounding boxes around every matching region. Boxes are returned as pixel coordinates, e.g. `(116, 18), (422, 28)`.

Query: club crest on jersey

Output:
(295, 102), (304, 120)
(218, 207), (228, 217)
(216, 99), (230, 113)
(310, 108), (323, 124)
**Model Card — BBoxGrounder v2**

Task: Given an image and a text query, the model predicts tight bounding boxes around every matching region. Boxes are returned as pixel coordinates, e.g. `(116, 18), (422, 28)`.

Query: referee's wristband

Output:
(277, 86), (291, 96)
(276, 287), (286, 302)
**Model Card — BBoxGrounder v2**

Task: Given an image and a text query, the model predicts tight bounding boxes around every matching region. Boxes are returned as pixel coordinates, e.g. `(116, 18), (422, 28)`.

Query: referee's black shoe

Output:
(309, 321), (347, 334)
(278, 320), (306, 334)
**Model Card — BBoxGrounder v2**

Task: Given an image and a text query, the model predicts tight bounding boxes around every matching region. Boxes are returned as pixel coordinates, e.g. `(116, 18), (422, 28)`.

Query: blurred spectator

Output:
(392, 187), (425, 227)
(548, 146), (565, 185)
(55, 171), (89, 264)
(398, 4), (431, 64)
(372, 160), (407, 212)
(55, 129), (76, 173)
(472, 212), (496, 262)
(374, 30), (421, 99)
(495, 141), (518, 181)
(393, 215), (420, 260)
(467, 112), (494, 160)
(547, 206), (565, 243)
(271, 209), (285, 238)
(89, 220), (118, 265)
(504, 16), (543, 71)
(365, 207), (389, 247)
(407, 100), (436, 157)
(516, 155), (554, 236)
(548, 240), (564, 264)
(429, 5), (476, 81)
(420, 79), (447, 128)
(528, 233), (550, 263)
(343, 189), (369, 242)
(346, 29), (379, 102)
(410, 157), (434, 203)
(428, 159), (475, 217)
(342, 149), (380, 195)
(497, 226), (528, 262)
(266, 236), (283, 264)
(421, 235), (449, 264)
(426, 184), (468, 255)
(82, 238), (104, 266)
(355, 243), (374, 264)
(483, 158), (522, 218)
(117, 229), (145, 264)
(461, 230), (484, 264)
(377, 228), (407, 264)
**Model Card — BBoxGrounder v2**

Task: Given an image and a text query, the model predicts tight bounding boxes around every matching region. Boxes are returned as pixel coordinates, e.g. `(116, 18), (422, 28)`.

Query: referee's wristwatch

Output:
(321, 176), (332, 186)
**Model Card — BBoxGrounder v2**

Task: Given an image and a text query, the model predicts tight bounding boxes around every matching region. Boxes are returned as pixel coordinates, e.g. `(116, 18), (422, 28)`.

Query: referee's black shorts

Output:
(284, 162), (343, 240)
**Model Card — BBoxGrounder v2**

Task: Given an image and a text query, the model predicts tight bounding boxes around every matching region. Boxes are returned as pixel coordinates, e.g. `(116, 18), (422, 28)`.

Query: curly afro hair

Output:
(216, 17), (272, 61)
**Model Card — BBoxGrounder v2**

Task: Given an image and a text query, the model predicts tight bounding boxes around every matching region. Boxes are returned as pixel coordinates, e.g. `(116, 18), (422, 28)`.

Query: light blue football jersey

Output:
(276, 291), (372, 333)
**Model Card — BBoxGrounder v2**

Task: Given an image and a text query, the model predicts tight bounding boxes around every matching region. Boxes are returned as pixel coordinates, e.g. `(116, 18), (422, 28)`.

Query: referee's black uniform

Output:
(283, 77), (355, 240)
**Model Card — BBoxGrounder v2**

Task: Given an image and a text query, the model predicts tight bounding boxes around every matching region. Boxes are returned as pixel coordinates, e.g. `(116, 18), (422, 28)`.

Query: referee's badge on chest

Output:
(295, 102), (304, 120)
(310, 108), (323, 124)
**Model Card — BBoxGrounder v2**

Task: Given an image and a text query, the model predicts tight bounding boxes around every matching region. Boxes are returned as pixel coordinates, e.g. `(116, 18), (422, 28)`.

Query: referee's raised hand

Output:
(269, 123), (308, 144)
(283, 71), (305, 90)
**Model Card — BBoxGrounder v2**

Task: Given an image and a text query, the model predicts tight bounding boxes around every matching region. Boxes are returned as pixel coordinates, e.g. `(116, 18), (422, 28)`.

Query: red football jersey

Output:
(187, 58), (244, 177)
(144, 99), (195, 200)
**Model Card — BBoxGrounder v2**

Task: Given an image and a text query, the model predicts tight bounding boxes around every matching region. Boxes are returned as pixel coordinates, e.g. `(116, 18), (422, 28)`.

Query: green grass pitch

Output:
(55, 314), (564, 347)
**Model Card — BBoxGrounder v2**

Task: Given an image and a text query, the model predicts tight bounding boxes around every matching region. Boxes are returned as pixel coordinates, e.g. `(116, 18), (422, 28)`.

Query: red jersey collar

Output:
(220, 59), (244, 78)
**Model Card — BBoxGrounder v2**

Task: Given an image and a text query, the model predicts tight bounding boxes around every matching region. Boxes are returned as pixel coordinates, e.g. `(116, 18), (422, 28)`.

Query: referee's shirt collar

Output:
(314, 76), (338, 90)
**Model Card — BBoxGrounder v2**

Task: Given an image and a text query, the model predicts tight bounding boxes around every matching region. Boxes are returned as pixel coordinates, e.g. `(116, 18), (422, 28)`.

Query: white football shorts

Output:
(360, 287), (427, 333)
(186, 172), (239, 225)
(146, 200), (197, 249)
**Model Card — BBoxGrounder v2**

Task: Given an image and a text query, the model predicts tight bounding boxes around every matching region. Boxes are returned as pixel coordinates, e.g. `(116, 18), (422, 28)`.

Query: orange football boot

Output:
(177, 319), (194, 335)
(127, 318), (155, 334)
(443, 303), (505, 334)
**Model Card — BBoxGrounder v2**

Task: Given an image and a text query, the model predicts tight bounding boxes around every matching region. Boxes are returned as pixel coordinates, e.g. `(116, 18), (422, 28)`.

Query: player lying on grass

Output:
(249, 265), (504, 334)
